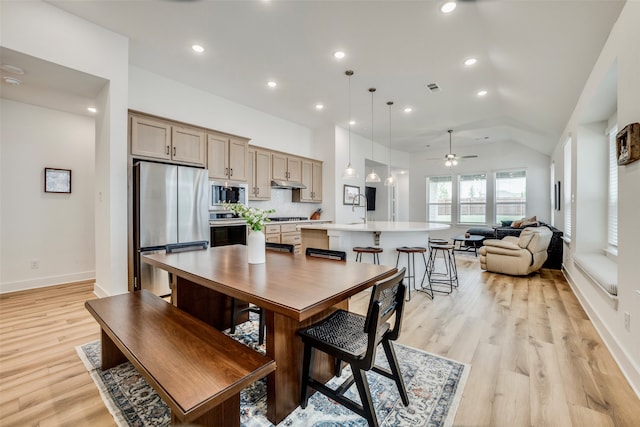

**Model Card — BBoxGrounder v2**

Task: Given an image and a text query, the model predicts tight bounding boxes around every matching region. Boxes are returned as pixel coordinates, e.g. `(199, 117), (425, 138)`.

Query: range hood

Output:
(271, 179), (307, 189)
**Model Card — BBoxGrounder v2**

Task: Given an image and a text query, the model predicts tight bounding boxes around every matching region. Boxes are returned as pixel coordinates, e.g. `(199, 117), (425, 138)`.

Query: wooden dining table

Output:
(142, 244), (397, 424)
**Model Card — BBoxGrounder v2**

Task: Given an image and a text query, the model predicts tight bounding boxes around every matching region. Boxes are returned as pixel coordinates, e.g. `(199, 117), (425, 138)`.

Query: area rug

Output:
(77, 316), (470, 427)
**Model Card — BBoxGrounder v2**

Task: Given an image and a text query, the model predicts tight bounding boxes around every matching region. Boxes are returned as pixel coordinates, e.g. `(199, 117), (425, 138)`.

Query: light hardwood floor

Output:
(1, 257), (638, 426)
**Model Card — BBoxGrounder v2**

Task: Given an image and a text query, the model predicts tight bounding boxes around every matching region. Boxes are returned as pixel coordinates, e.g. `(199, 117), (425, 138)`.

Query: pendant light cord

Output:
(370, 88), (376, 159)
(348, 71), (352, 164)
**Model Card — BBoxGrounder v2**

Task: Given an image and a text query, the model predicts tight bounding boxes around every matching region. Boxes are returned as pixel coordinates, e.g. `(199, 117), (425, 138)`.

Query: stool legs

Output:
(395, 249), (429, 301)
(354, 249), (381, 264)
(427, 245), (459, 294)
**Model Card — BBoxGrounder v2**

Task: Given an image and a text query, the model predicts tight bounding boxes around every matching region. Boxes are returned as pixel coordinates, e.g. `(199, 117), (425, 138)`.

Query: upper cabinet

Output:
(248, 147), (272, 200)
(130, 114), (206, 166)
(272, 153), (302, 183)
(293, 159), (323, 203)
(207, 133), (249, 182)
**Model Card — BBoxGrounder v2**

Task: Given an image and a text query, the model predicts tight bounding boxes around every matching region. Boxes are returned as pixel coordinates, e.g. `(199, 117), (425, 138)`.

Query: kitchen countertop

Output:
(298, 221), (450, 232)
(209, 219), (332, 226)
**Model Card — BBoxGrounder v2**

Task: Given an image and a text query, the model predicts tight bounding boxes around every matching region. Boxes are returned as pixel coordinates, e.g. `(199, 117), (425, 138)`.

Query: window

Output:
(564, 139), (572, 238)
(427, 176), (452, 223)
(458, 173), (486, 224)
(608, 126), (618, 249)
(495, 170), (526, 223)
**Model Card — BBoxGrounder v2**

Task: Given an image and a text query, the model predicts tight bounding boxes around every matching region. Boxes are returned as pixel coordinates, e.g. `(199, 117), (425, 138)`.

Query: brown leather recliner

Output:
(479, 226), (553, 276)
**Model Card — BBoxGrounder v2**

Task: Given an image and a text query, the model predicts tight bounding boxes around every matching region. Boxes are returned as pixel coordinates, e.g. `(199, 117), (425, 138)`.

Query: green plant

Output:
(222, 202), (275, 232)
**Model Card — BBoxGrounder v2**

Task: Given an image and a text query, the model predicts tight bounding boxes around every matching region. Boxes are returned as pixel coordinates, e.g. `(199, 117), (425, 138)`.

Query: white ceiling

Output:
(3, 0), (624, 155)
(0, 47), (108, 117)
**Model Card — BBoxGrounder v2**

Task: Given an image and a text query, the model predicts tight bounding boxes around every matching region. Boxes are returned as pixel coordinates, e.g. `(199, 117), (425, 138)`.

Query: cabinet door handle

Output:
(225, 167), (228, 175)
(173, 147), (176, 156)
(230, 168), (233, 176)
(166, 146), (170, 155)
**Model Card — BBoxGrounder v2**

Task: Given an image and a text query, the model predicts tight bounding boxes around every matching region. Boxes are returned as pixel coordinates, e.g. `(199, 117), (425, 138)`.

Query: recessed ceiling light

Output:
(315, 103), (324, 110)
(87, 107), (97, 113)
(404, 107), (413, 113)
(267, 81), (277, 88)
(0, 64), (25, 75)
(477, 90), (488, 96)
(191, 44), (205, 53)
(349, 120), (356, 125)
(441, 1), (457, 13)
(2, 76), (21, 86)
(464, 58), (477, 66)
(334, 51), (346, 59)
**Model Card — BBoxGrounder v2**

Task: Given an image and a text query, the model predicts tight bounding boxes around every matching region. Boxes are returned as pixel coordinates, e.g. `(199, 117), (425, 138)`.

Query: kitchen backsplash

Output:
(249, 188), (322, 219)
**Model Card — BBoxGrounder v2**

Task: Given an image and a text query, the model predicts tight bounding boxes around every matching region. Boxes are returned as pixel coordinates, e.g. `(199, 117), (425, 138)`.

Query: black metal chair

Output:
(230, 243), (294, 344)
(297, 268), (409, 427)
(305, 247), (347, 261)
(266, 242), (295, 253)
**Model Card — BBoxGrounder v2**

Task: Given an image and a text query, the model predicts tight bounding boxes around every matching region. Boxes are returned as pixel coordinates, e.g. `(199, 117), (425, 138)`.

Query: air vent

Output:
(426, 83), (441, 93)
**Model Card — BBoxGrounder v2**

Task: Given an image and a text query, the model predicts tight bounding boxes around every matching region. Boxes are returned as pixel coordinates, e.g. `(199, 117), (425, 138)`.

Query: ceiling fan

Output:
(426, 129), (479, 164)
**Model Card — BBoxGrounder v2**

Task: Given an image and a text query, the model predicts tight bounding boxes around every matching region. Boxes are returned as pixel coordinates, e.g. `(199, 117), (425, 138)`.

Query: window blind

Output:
(427, 176), (452, 223)
(564, 139), (572, 238)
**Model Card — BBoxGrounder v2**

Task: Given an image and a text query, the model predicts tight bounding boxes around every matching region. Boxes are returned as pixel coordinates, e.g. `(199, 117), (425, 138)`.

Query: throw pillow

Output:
(512, 220), (524, 228)
(501, 220), (513, 227)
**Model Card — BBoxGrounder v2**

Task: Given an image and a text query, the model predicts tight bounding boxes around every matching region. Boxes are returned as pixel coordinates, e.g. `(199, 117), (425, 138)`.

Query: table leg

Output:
(265, 300), (348, 424)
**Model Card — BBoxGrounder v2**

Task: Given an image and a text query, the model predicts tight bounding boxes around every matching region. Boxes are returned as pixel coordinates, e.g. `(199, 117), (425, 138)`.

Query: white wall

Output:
(129, 66), (315, 159)
(552, 1), (640, 395)
(0, 100), (95, 292)
(1, 0), (129, 297)
(408, 140), (551, 239)
(333, 125), (410, 224)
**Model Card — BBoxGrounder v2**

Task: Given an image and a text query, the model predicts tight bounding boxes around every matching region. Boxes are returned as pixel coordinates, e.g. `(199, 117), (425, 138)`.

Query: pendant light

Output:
(342, 70), (359, 179)
(384, 101), (395, 187)
(444, 129), (458, 167)
(365, 87), (381, 183)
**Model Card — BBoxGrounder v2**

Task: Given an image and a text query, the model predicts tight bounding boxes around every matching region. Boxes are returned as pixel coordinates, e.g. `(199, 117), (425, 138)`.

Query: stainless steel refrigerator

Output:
(134, 161), (209, 297)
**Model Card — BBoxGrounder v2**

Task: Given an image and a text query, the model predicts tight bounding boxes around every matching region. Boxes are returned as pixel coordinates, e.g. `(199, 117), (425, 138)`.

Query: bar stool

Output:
(427, 243), (458, 294)
(395, 246), (432, 300)
(353, 246), (383, 264)
(427, 238), (449, 273)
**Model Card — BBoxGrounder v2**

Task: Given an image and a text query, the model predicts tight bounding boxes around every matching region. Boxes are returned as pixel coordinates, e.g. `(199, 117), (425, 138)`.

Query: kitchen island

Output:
(298, 221), (451, 277)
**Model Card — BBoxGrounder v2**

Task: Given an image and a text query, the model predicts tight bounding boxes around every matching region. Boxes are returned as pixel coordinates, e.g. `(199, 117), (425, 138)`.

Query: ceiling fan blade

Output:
(460, 155), (478, 159)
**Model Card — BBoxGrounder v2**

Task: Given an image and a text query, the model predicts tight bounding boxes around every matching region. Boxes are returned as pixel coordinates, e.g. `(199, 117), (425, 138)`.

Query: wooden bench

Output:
(85, 290), (276, 427)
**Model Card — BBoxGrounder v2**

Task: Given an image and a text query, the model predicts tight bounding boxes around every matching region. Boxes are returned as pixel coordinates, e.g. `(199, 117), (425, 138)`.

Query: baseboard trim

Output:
(0, 271), (95, 294)
(563, 266), (640, 399)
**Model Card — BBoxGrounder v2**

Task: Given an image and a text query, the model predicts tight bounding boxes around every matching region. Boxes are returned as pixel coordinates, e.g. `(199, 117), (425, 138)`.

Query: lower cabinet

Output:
(263, 223), (305, 253)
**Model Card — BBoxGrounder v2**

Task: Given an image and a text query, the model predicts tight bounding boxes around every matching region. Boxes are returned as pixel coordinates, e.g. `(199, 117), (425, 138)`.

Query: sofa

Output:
(479, 226), (553, 276)
(467, 222), (563, 270)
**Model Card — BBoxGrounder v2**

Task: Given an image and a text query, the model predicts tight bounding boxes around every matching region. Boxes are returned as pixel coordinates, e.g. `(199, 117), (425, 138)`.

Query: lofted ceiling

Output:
(2, 0), (624, 156)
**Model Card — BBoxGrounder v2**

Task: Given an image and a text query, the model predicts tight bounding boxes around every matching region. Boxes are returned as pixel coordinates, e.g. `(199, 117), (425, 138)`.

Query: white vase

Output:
(247, 229), (266, 264)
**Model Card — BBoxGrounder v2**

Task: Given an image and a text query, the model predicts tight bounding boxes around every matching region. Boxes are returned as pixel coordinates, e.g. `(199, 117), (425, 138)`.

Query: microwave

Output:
(209, 181), (248, 211)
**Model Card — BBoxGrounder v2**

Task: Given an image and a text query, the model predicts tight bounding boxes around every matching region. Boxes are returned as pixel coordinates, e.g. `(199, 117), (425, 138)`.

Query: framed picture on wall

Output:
(343, 184), (360, 205)
(44, 168), (72, 193)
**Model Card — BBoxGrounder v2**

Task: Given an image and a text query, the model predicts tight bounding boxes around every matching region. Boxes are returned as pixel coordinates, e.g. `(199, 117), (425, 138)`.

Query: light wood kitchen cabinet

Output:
(264, 224), (281, 243)
(248, 147), (272, 200)
(207, 133), (249, 182)
(280, 223), (302, 253)
(272, 153), (302, 183)
(293, 160), (323, 203)
(130, 115), (206, 166)
(171, 126), (207, 165)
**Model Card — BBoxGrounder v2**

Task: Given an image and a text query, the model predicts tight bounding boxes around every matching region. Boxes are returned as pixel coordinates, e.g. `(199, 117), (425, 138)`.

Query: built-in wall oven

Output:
(209, 181), (248, 211)
(210, 220), (247, 246)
